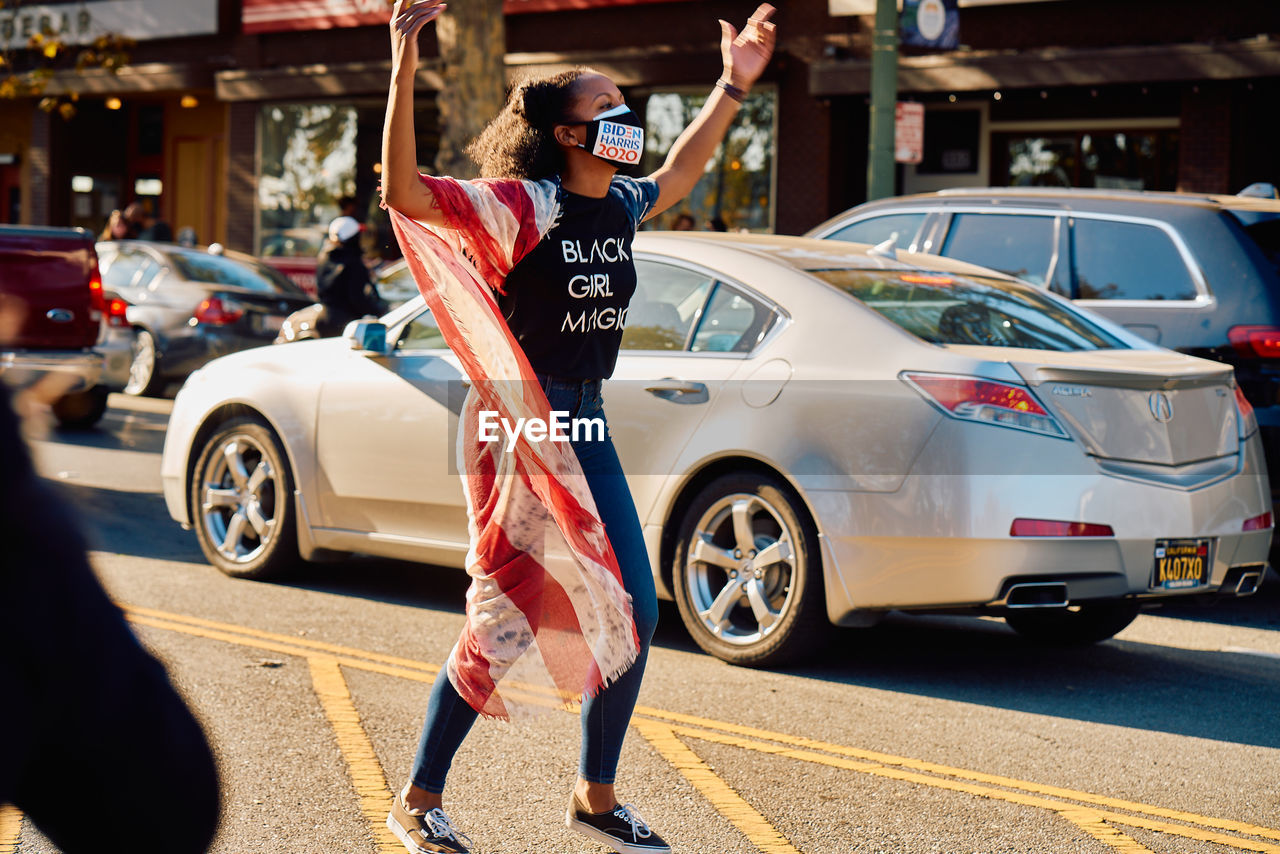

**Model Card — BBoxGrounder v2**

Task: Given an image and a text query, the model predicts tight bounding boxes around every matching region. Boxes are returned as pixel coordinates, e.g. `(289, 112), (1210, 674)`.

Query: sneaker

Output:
(386, 795), (473, 854)
(566, 794), (671, 854)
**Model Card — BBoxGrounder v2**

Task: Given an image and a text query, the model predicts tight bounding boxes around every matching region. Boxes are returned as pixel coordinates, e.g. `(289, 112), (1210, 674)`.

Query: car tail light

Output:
(1228, 325), (1280, 359)
(1010, 518), (1115, 537)
(105, 296), (130, 328)
(88, 269), (105, 322)
(1234, 384), (1258, 438)
(193, 297), (244, 326)
(902, 372), (1069, 438)
(1243, 511), (1273, 532)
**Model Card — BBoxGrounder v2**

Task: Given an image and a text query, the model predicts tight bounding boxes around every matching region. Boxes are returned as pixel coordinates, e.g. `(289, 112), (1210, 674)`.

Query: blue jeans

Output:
(410, 374), (659, 792)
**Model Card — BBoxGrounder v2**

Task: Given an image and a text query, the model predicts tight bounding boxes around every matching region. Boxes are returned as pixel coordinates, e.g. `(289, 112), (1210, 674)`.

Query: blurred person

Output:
(99, 209), (130, 241)
(706, 215), (729, 232)
(381, 1), (775, 852)
(671, 211), (696, 231)
(0, 301), (220, 851)
(315, 215), (384, 336)
(337, 194), (361, 220)
(176, 226), (199, 248)
(124, 200), (173, 242)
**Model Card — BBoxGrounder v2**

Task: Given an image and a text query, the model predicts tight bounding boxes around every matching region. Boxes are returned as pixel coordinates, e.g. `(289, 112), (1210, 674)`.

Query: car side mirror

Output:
(345, 319), (389, 355)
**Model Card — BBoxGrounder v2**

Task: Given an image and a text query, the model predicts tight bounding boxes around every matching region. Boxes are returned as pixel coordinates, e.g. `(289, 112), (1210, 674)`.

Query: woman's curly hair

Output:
(466, 68), (595, 180)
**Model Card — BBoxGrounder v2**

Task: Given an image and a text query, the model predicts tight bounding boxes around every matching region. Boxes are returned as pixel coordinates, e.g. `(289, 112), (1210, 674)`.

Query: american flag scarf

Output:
(388, 175), (639, 720)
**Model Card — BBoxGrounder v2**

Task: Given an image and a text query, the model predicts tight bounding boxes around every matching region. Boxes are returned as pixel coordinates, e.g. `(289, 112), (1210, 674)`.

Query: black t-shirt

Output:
(498, 176), (659, 379)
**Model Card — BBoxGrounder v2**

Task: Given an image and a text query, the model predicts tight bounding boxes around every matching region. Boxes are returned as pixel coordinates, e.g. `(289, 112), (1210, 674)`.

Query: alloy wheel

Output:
(684, 492), (799, 646)
(198, 432), (281, 565)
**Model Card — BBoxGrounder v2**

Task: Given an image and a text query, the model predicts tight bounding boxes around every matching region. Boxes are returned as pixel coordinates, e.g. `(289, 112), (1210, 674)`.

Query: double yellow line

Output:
(3, 605), (1275, 853)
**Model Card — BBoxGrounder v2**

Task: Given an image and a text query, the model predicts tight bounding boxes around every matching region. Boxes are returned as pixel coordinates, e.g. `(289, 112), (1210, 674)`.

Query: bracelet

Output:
(716, 78), (748, 103)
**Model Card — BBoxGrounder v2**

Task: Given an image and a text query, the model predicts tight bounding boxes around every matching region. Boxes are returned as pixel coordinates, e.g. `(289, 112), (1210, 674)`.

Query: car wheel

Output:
(189, 416), (298, 579)
(52, 384), (110, 429)
(124, 328), (162, 396)
(672, 473), (826, 667)
(1004, 601), (1139, 645)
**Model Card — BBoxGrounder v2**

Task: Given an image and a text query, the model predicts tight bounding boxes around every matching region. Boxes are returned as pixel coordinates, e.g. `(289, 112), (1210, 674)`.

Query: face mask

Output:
(577, 104), (645, 166)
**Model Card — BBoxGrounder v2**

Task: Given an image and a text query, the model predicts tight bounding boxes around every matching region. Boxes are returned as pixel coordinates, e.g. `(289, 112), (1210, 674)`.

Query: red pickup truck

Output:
(0, 225), (113, 428)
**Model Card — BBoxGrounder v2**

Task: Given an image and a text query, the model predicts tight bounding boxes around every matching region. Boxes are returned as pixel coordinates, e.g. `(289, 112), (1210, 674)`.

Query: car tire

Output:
(124, 328), (162, 397)
(189, 416), (299, 579)
(672, 472), (827, 667)
(52, 384), (110, 429)
(1004, 601), (1139, 645)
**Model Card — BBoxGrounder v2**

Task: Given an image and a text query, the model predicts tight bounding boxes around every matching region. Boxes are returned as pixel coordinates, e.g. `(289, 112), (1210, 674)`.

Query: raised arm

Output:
(646, 4), (776, 220)
(381, 0), (447, 224)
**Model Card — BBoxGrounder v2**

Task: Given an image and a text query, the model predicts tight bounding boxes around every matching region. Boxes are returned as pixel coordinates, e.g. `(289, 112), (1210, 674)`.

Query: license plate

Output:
(259, 315), (285, 333)
(1151, 538), (1213, 591)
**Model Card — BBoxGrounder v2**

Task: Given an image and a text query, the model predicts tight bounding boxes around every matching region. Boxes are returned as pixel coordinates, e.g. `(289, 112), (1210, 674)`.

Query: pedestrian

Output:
(123, 200), (173, 241)
(99, 208), (130, 240)
(706, 215), (729, 232)
(671, 211), (696, 230)
(0, 377), (220, 851)
(315, 215), (383, 336)
(380, 2), (776, 853)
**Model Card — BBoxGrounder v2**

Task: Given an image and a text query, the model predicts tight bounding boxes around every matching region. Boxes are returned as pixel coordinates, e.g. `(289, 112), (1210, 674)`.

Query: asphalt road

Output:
(5, 393), (1280, 854)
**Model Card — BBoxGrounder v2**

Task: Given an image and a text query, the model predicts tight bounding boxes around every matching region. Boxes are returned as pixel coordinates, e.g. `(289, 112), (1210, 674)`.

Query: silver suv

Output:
(808, 187), (1280, 502)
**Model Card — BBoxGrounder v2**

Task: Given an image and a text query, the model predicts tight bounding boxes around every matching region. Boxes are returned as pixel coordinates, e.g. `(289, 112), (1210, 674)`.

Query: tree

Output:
(0, 2), (133, 118)
(432, 0), (507, 178)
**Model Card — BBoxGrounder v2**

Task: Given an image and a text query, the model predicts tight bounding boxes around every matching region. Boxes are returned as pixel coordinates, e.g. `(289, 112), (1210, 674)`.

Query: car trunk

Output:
(0, 227), (100, 350)
(214, 287), (315, 338)
(1009, 350), (1237, 466)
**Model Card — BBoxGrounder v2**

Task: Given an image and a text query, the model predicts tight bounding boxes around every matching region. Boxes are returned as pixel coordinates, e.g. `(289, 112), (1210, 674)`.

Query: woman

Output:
(380, 2), (775, 852)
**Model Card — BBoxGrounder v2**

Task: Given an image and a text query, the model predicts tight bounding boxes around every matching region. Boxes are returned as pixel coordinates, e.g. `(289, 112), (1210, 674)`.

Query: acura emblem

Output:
(1149, 391), (1174, 423)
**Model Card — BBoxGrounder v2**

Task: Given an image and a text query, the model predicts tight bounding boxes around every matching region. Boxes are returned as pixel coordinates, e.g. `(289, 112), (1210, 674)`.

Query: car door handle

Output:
(644, 379), (707, 396)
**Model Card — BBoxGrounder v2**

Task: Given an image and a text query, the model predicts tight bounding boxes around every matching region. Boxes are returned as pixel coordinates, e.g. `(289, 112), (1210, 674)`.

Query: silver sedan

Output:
(159, 234), (1272, 665)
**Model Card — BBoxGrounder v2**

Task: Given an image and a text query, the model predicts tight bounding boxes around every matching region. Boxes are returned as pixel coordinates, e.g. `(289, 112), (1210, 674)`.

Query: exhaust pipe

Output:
(1235, 571), (1262, 597)
(1003, 582), (1069, 609)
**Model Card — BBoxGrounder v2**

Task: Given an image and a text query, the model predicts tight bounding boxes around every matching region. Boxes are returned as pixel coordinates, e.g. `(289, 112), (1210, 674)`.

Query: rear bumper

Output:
(157, 327), (276, 381)
(0, 349), (102, 395)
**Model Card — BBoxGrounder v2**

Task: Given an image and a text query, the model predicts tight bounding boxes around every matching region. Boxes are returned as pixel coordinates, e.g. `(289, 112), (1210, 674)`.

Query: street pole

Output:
(867, 0), (899, 201)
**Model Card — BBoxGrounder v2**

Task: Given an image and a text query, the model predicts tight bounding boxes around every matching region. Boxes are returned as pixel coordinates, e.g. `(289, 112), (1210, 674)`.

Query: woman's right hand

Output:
(390, 0), (446, 68)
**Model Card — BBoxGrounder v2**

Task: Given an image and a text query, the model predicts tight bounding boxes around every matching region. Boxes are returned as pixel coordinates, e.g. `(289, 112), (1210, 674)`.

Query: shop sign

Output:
(894, 101), (924, 164)
(243, 0), (694, 34)
(0, 0), (216, 49)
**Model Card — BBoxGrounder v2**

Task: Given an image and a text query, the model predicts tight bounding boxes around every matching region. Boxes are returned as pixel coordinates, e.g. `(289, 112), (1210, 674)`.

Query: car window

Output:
(101, 248), (149, 290)
(167, 250), (305, 295)
(691, 284), (776, 353)
(136, 257), (162, 290)
(622, 259), (713, 351)
(1072, 218), (1197, 300)
(817, 269), (1126, 351)
(940, 213), (1057, 286)
(397, 306), (446, 351)
(825, 213), (926, 251)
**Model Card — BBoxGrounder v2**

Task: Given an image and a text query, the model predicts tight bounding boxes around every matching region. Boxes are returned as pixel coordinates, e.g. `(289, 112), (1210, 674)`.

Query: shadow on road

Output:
(53, 480), (208, 565)
(783, 594), (1280, 751)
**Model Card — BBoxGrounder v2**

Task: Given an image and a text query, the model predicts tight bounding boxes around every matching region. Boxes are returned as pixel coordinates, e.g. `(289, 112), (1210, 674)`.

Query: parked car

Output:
(807, 187), (1280, 503)
(96, 241), (316, 396)
(0, 225), (114, 428)
(160, 233), (1271, 666)
(259, 227), (326, 298)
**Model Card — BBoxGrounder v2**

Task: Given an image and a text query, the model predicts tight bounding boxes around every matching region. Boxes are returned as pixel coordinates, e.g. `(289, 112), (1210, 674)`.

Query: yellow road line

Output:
(632, 703), (1280, 844)
(633, 720), (801, 854)
(1060, 809), (1156, 854)
(308, 657), (402, 853)
(0, 805), (21, 854)
(123, 605), (1280, 854)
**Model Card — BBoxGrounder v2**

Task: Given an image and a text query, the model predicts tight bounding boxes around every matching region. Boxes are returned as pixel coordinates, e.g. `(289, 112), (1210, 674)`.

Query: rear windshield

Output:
(815, 269), (1127, 351)
(168, 250), (306, 296)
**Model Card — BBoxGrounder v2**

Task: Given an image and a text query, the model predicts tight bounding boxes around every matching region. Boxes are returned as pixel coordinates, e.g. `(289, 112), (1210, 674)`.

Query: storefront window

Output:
(257, 103), (359, 257)
(995, 129), (1178, 191)
(640, 88), (776, 232)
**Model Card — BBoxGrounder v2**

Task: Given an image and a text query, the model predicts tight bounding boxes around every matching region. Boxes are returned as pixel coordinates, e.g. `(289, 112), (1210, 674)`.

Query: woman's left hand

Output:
(719, 3), (777, 91)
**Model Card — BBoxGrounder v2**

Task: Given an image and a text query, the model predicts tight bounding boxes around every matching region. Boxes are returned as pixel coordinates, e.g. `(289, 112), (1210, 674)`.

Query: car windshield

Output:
(814, 269), (1127, 351)
(168, 249), (307, 296)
